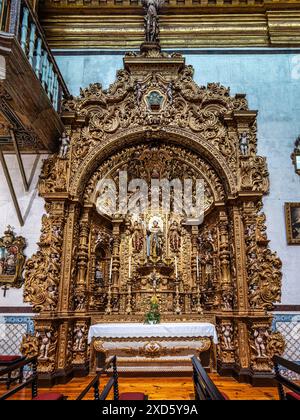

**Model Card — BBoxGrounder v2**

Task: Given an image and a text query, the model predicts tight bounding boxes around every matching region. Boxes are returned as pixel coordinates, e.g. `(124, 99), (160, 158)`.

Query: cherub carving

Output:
(222, 324), (233, 349)
(240, 132), (249, 156)
(58, 132), (70, 159)
(254, 328), (269, 358)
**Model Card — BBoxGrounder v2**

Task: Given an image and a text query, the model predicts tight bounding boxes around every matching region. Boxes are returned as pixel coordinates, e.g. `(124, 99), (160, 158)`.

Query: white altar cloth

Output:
(88, 322), (218, 344)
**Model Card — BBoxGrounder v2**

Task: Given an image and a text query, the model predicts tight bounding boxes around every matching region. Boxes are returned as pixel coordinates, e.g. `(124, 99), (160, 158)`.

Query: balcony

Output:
(0, 0), (69, 226)
(0, 0), (69, 152)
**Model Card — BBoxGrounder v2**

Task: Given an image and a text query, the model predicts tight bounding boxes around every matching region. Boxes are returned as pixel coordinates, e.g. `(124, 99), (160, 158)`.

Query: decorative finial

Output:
(142, 0), (165, 44)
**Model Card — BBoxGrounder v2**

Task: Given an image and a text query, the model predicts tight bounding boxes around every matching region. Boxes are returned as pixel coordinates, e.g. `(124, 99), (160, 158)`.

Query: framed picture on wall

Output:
(285, 203), (300, 245)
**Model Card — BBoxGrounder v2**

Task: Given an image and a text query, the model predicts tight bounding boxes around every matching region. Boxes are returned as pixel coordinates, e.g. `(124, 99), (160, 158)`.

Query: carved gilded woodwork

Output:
(22, 44), (284, 382)
(34, 323), (59, 374)
(248, 320), (286, 372)
(91, 336), (213, 373)
(216, 319), (235, 365)
(20, 334), (39, 358)
(24, 203), (65, 312)
(39, 2), (300, 49)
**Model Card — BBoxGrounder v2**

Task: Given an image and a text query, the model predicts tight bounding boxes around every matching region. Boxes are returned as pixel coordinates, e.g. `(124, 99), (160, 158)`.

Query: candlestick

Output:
(129, 255), (131, 279)
(109, 256), (113, 281)
(175, 256), (178, 278)
(196, 252), (199, 280)
(105, 285), (112, 314)
(126, 280), (132, 314)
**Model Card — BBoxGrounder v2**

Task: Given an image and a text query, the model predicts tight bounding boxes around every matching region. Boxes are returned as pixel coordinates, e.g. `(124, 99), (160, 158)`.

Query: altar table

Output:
(89, 323), (218, 373)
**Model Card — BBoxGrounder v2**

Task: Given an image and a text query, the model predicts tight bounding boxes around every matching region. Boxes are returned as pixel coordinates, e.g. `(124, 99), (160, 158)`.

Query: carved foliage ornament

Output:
(58, 64), (265, 197)
(87, 142), (223, 213)
(23, 205), (65, 312)
(244, 202), (282, 310)
(249, 322), (285, 372)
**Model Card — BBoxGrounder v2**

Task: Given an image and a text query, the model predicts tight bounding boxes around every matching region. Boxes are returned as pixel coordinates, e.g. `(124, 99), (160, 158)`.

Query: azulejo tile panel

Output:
(272, 313), (300, 380)
(0, 316), (34, 355)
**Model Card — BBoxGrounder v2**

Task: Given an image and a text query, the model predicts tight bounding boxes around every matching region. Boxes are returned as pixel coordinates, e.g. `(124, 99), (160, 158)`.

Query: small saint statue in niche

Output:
(150, 270), (160, 292)
(96, 184), (116, 217)
(239, 132), (249, 156)
(166, 82), (173, 104)
(169, 220), (181, 253)
(95, 263), (104, 287)
(146, 218), (164, 258)
(142, 0), (164, 43)
(204, 256), (214, 289)
(132, 220), (144, 253)
(58, 132), (70, 159)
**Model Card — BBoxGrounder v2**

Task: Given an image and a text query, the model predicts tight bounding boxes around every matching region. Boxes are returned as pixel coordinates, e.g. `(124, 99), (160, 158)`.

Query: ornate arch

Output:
(69, 126), (236, 200)
(83, 141), (226, 208)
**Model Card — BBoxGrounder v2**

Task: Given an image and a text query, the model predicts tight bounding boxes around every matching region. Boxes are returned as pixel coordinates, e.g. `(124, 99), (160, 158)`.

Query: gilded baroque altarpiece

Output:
(21, 44), (285, 383)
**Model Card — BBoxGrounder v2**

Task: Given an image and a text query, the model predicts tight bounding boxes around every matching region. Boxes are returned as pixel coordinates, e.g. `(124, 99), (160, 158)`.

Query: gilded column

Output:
(230, 205), (251, 376)
(218, 209), (233, 311)
(111, 217), (123, 312)
(56, 201), (80, 374)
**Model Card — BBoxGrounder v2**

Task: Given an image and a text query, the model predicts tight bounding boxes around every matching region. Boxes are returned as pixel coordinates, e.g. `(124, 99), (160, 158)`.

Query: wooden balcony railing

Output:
(0, 0), (11, 31)
(0, 0), (69, 111)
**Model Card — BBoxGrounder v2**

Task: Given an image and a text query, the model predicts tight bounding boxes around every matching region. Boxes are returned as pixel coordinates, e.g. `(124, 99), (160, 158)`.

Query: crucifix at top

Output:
(142, 0), (165, 43)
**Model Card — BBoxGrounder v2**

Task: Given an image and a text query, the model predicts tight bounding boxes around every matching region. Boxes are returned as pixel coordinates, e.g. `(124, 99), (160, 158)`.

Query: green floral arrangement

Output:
(145, 295), (161, 324)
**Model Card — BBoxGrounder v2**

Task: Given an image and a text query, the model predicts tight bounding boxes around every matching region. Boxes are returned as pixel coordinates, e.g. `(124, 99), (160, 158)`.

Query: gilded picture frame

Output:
(0, 226), (26, 288)
(285, 203), (300, 245)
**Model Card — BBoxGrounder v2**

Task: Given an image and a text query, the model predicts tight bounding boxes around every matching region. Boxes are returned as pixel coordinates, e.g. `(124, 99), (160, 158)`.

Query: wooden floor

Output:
(0, 374), (279, 400)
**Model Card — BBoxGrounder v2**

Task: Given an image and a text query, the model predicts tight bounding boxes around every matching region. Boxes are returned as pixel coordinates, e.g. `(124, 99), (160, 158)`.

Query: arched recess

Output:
(70, 126), (237, 201)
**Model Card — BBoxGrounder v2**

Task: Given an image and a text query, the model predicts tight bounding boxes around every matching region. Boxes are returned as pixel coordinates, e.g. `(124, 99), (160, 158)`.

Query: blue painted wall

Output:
(55, 50), (300, 305)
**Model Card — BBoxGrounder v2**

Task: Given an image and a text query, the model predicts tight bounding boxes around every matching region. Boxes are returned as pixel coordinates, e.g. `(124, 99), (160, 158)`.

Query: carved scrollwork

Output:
(267, 331), (286, 359)
(39, 156), (69, 194)
(23, 207), (65, 312)
(248, 323), (285, 372)
(20, 333), (39, 358)
(58, 61), (259, 198)
(240, 156), (269, 193)
(243, 202), (282, 311)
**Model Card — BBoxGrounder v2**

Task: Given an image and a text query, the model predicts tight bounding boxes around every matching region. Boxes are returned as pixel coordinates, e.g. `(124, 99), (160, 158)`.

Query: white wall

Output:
(0, 154), (47, 307)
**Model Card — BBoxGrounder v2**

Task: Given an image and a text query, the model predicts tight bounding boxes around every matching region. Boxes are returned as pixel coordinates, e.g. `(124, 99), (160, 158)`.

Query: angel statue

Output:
(142, 0), (165, 43)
